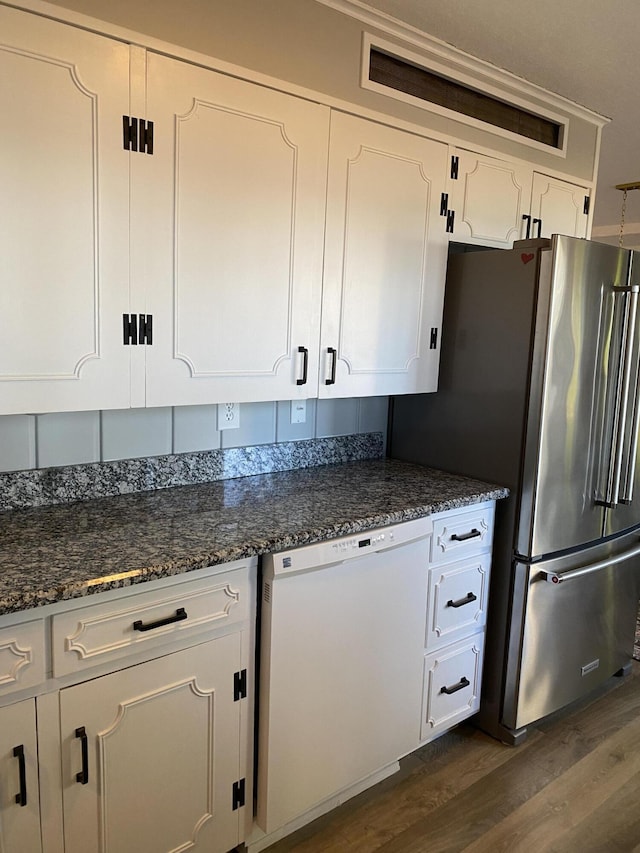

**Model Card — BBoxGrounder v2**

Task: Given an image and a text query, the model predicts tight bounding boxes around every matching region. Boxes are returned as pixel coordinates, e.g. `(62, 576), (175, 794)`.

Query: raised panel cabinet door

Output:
(449, 149), (533, 247)
(0, 6), (131, 415)
(140, 53), (330, 406)
(530, 173), (591, 239)
(0, 699), (42, 853)
(319, 113), (449, 398)
(59, 635), (244, 853)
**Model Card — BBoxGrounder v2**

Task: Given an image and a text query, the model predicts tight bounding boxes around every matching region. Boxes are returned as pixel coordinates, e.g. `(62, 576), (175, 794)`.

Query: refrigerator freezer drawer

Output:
(503, 544), (640, 731)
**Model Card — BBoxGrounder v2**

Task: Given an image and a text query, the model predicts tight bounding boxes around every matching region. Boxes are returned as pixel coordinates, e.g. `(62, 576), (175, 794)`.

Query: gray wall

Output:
(41, 0), (600, 181)
(0, 399), (389, 472)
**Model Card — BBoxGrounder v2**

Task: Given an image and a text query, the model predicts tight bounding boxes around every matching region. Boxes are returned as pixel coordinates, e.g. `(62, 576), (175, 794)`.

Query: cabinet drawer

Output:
(52, 565), (250, 677)
(431, 503), (494, 564)
(426, 553), (490, 650)
(0, 619), (45, 697)
(421, 633), (484, 742)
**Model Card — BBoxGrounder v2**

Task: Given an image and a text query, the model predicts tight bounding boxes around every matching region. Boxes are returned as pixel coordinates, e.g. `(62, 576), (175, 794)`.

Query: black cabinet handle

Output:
(532, 217), (542, 238)
(325, 347), (337, 386)
(440, 676), (470, 695)
(446, 591), (478, 609)
(133, 607), (187, 633)
(522, 213), (531, 239)
(13, 745), (27, 806)
(450, 528), (481, 542)
(296, 346), (308, 386)
(75, 727), (89, 785)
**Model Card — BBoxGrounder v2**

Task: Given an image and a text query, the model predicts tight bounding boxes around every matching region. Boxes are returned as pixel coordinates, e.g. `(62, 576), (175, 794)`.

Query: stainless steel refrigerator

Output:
(390, 235), (640, 744)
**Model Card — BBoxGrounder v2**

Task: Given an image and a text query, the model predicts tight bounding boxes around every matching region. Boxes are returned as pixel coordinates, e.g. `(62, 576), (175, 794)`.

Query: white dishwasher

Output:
(256, 516), (432, 837)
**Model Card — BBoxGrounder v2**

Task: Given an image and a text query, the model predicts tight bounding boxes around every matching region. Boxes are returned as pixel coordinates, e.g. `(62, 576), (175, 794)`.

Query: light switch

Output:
(291, 400), (307, 424)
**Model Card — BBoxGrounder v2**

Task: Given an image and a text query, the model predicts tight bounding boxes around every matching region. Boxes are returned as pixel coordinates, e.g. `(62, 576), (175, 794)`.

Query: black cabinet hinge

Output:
(446, 209), (455, 233)
(430, 328), (438, 350)
(138, 314), (153, 345)
(123, 314), (153, 345)
(450, 155), (459, 180)
(123, 116), (154, 154)
(440, 192), (449, 217)
(123, 313), (138, 345)
(584, 195), (591, 215)
(232, 778), (246, 810)
(234, 669), (247, 702)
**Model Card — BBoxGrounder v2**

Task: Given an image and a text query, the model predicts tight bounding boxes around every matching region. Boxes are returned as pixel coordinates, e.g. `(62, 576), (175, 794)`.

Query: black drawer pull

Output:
(325, 347), (337, 385)
(440, 676), (470, 695)
(446, 592), (478, 609)
(450, 528), (481, 542)
(13, 745), (27, 806)
(75, 727), (89, 785)
(296, 346), (309, 386)
(133, 607), (188, 632)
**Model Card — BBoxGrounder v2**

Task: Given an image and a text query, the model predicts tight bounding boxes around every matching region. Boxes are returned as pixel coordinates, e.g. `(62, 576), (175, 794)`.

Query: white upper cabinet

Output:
(448, 149), (591, 247)
(140, 53), (330, 406)
(528, 172), (590, 240)
(447, 150), (533, 248)
(319, 112), (449, 398)
(0, 5), (131, 415)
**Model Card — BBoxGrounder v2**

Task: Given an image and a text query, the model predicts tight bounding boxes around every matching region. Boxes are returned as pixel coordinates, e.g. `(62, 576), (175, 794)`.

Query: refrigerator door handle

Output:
(620, 287), (640, 503)
(541, 539), (640, 584)
(598, 286), (638, 507)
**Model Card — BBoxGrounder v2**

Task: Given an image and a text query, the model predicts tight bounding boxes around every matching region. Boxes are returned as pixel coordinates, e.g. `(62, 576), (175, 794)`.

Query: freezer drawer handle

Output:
(13, 745), (27, 807)
(450, 528), (481, 542)
(541, 540), (640, 584)
(446, 592), (477, 609)
(440, 676), (470, 695)
(133, 607), (188, 632)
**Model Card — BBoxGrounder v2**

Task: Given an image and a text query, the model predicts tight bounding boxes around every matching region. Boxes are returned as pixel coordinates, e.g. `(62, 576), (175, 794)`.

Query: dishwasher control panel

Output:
(264, 515), (433, 578)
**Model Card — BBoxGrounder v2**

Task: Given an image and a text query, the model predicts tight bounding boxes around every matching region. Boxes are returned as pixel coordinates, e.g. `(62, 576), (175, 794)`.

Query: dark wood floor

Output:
(264, 661), (640, 853)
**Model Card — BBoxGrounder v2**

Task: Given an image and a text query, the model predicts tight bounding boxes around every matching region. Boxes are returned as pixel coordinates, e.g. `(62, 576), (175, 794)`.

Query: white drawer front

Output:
(52, 565), (250, 677)
(431, 503), (494, 564)
(426, 553), (490, 650)
(0, 620), (45, 696)
(421, 632), (484, 742)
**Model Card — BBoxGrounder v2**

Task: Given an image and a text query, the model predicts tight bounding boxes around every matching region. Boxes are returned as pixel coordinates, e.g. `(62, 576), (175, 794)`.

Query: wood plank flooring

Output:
(262, 661), (640, 853)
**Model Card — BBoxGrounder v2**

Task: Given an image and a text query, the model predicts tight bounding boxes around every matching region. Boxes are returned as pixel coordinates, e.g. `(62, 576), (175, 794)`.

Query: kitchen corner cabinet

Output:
(319, 112), (449, 398)
(0, 5), (131, 416)
(448, 149), (591, 247)
(0, 559), (255, 853)
(140, 53), (330, 407)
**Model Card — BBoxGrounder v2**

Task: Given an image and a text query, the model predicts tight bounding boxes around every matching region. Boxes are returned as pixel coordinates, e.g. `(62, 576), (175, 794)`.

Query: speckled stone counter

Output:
(0, 459), (508, 616)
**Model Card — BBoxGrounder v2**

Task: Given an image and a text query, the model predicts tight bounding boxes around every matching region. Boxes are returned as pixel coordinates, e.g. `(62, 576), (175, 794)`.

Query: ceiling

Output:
(356, 0), (640, 246)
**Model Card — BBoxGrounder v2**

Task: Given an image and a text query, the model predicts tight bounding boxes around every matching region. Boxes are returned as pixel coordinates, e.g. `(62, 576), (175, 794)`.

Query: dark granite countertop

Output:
(0, 459), (508, 616)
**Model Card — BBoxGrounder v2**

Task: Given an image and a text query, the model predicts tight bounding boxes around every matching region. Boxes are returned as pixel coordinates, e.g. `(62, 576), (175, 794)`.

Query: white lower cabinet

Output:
(0, 699), (42, 853)
(0, 559), (254, 853)
(420, 502), (494, 745)
(60, 636), (242, 853)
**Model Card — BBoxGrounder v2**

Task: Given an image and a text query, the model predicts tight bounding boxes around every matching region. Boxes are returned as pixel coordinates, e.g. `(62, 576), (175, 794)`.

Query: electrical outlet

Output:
(217, 402), (240, 430)
(291, 400), (307, 424)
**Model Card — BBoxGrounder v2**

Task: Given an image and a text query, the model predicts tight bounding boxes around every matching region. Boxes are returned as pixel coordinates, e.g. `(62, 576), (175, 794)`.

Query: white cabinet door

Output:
(140, 53), (330, 406)
(0, 699), (42, 853)
(60, 635), (243, 853)
(319, 112), (449, 398)
(448, 149), (533, 248)
(0, 6), (131, 415)
(529, 172), (591, 239)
